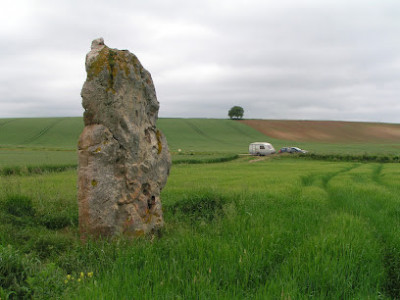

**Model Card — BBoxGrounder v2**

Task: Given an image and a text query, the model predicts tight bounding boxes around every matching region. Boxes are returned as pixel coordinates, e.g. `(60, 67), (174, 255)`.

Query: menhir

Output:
(78, 38), (171, 239)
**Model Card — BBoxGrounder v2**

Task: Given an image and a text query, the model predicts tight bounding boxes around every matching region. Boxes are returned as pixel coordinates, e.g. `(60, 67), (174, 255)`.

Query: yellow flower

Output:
(87, 272), (93, 278)
(80, 272), (85, 278)
(66, 274), (71, 280)
(64, 280), (68, 284)
(77, 278), (81, 282)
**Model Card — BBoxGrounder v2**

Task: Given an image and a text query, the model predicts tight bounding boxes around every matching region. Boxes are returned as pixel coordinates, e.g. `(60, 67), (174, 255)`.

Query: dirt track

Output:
(240, 120), (400, 143)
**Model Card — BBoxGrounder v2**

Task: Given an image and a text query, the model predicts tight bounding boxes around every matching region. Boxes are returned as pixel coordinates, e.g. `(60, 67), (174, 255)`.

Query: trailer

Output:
(249, 142), (276, 156)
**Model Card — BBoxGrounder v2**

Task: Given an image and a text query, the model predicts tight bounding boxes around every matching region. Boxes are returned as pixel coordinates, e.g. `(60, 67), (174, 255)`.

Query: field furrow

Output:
(0, 119), (16, 128)
(21, 118), (66, 145)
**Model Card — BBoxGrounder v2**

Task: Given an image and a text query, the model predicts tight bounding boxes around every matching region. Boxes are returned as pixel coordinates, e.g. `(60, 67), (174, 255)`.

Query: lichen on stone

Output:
(87, 47), (131, 94)
(86, 47), (109, 81)
(156, 130), (162, 154)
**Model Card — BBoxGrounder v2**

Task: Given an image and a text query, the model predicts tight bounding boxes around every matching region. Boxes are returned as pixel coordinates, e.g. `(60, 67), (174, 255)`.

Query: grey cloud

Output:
(1, 0), (399, 122)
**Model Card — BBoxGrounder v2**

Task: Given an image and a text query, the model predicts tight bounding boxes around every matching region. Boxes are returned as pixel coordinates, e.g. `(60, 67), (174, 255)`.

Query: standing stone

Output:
(78, 38), (171, 239)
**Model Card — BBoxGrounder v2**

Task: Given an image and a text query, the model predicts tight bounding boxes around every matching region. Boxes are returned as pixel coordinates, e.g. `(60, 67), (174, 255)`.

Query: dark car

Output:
(279, 147), (308, 154)
(278, 147), (291, 153)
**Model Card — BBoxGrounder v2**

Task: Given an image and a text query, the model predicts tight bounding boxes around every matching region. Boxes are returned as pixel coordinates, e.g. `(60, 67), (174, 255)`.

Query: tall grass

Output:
(172, 153), (239, 164)
(300, 152), (400, 163)
(0, 164), (77, 176)
(0, 149), (78, 168)
(1, 159), (399, 298)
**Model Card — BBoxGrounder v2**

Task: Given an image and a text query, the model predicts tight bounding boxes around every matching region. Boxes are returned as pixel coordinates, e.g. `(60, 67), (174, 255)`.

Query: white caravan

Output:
(249, 142), (276, 156)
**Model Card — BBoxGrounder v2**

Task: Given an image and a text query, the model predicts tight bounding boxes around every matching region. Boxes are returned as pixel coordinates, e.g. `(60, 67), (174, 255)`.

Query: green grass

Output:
(0, 118), (83, 149)
(0, 117), (400, 298)
(157, 118), (271, 153)
(0, 117), (269, 153)
(0, 117), (268, 167)
(0, 149), (77, 168)
(1, 158), (400, 298)
(172, 152), (239, 164)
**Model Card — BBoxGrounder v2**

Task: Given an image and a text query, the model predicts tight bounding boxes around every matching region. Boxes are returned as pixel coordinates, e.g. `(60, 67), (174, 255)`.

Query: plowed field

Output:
(240, 120), (400, 143)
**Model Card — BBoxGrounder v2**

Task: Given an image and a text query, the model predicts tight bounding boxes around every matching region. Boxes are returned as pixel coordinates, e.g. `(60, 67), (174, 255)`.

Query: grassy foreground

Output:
(1, 157), (400, 298)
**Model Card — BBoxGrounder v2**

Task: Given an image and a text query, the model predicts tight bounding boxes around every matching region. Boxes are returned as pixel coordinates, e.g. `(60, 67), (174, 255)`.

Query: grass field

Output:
(1, 117), (399, 168)
(0, 117), (269, 167)
(0, 117), (269, 152)
(1, 157), (400, 298)
(0, 117), (400, 298)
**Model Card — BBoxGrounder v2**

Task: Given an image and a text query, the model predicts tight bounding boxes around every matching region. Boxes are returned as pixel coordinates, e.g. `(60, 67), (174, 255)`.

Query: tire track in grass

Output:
(299, 164), (361, 223)
(225, 121), (264, 141)
(369, 163), (400, 193)
(317, 164), (362, 214)
(321, 164), (360, 189)
(359, 164), (400, 298)
(300, 164), (360, 189)
(21, 118), (65, 145)
(300, 173), (318, 187)
(0, 119), (16, 128)
(183, 119), (229, 145)
(299, 163), (400, 298)
(268, 164), (362, 294)
(299, 163), (362, 221)
(293, 164), (383, 298)
(365, 163), (400, 298)
(371, 164), (384, 185)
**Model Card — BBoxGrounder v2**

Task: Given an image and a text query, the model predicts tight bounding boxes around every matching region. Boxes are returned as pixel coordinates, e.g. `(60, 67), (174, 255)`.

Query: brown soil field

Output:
(240, 120), (400, 143)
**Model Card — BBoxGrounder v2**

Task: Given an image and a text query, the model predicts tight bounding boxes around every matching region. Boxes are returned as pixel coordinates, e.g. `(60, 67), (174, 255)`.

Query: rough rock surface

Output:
(78, 38), (171, 238)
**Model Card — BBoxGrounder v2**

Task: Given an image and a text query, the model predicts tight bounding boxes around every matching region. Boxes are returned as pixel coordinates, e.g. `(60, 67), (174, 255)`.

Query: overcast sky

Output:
(1, 0), (400, 122)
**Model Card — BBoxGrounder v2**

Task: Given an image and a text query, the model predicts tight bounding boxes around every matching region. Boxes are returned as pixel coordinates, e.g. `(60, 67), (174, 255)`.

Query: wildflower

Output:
(64, 280), (68, 284)
(77, 278), (81, 282)
(66, 274), (71, 280)
(87, 272), (93, 278)
(80, 272), (85, 278)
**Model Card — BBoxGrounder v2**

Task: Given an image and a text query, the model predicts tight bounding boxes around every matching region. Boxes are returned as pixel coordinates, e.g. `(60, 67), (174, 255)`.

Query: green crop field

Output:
(0, 117), (270, 168)
(0, 117), (399, 169)
(1, 117), (400, 298)
(0, 117), (270, 152)
(1, 157), (400, 298)
(0, 118), (83, 149)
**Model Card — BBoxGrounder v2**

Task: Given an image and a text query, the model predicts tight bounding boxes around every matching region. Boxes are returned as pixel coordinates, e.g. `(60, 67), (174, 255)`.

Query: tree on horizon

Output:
(228, 106), (244, 120)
